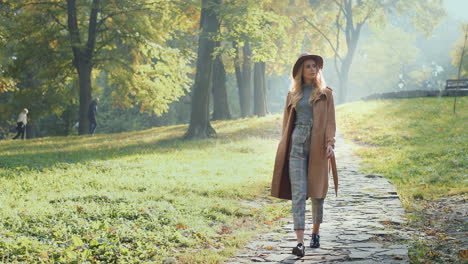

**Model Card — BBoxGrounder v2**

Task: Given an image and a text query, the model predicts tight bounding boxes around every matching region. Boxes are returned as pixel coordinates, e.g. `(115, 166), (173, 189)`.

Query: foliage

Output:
(349, 24), (420, 94)
(216, 0), (303, 76)
(0, 0), (196, 129)
(450, 24), (468, 78)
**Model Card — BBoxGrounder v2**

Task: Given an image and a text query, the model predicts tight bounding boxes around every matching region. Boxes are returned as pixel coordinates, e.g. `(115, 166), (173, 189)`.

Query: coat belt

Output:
(329, 155), (338, 197)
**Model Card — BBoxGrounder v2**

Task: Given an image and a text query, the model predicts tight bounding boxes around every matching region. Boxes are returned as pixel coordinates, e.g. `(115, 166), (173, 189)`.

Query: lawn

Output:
(1, 96), (465, 263)
(0, 116), (289, 263)
(336, 96), (467, 263)
(336, 96), (467, 205)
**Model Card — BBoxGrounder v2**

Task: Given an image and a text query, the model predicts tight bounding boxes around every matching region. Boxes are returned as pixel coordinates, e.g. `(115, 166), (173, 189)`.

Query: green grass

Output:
(3, 96), (465, 263)
(0, 115), (289, 263)
(336, 97), (467, 263)
(336, 97), (467, 206)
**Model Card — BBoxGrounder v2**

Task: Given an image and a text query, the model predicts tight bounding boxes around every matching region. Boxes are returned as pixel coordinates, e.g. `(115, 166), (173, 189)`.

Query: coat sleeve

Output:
(281, 92), (291, 137)
(326, 88), (336, 148)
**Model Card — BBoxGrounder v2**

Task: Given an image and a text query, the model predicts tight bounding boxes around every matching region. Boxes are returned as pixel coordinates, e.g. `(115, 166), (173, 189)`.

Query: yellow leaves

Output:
(425, 230), (436, 235)
(437, 233), (446, 239)
(175, 224), (186, 230)
(263, 220), (273, 225)
(427, 251), (442, 257)
(39, 252), (49, 259)
(49, 39), (58, 49)
(459, 249), (468, 259)
(265, 246), (273, 250)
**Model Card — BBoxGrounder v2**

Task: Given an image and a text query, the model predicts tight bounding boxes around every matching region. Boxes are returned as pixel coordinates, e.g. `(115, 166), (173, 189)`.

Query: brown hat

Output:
(292, 53), (324, 78)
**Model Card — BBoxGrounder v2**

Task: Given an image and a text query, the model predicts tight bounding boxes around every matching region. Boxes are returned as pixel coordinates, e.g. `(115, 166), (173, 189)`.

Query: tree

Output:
(1, 0), (195, 135)
(450, 24), (468, 78)
(304, 0), (446, 103)
(212, 41), (231, 120)
(253, 61), (267, 116)
(217, 0), (298, 117)
(184, 0), (221, 139)
(349, 24), (420, 95)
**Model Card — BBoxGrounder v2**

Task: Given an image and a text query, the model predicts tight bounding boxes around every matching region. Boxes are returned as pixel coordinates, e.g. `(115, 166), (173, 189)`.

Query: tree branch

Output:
(96, 3), (161, 30)
(303, 17), (341, 60)
(86, 0), (100, 59)
(66, 0), (82, 67)
(331, 0), (347, 16)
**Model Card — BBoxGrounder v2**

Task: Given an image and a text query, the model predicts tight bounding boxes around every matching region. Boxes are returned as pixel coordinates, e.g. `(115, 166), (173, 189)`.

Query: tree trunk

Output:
(253, 61), (267, 116)
(184, 0), (220, 139)
(67, 0), (99, 135)
(336, 0), (363, 103)
(212, 49), (231, 120)
(77, 64), (92, 134)
(235, 41), (253, 118)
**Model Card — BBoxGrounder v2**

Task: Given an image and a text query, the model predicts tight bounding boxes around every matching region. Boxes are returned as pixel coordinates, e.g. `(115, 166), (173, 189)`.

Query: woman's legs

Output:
(311, 198), (324, 234)
(295, 229), (304, 244)
(289, 126), (309, 244)
(313, 224), (320, 234)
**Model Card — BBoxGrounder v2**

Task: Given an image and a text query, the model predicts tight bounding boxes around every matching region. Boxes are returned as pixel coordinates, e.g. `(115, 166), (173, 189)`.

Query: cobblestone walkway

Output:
(225, 131), (412, 264)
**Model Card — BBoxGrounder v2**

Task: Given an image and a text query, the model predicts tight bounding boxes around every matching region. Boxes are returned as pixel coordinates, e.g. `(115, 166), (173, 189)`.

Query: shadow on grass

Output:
(0, 114), (283, 172)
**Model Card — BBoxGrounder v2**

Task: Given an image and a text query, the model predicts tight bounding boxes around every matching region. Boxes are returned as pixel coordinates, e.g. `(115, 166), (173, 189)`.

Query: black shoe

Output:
(292, 243), (305, 257)
(310, 233), (320, 248)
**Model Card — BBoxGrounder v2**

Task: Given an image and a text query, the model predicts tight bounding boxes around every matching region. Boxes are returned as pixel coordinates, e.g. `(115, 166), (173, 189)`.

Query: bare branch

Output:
(303, 17), (341, 59)
(331, 0), (347, 16)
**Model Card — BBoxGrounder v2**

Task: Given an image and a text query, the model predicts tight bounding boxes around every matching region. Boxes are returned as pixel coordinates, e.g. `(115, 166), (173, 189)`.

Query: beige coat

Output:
(271, 86), (338, 200)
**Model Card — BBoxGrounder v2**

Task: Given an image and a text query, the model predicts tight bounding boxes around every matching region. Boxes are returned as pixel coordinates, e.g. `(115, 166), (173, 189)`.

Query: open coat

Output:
(271, 86), (338, 200)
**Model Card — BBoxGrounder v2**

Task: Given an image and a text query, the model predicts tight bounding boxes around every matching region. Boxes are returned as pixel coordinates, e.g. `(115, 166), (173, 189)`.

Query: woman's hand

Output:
(326, 145), (334, 158)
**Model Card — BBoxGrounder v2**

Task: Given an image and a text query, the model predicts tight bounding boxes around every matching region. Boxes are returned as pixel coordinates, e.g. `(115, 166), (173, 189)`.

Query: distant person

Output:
(271, 53), (338, 257)
(12, 108), (28, 140)
(88, 98), (99, 135)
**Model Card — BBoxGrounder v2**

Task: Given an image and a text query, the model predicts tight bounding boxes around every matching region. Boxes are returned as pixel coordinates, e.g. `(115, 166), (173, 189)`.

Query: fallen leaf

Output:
(459, 249), (468, 259)
(220, 226), (231, 234)
(175, 224), (186, 230)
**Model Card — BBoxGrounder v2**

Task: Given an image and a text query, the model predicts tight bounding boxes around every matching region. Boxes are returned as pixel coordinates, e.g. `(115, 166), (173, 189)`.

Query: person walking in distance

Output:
(88, 98), (99, 135)
(271, 53), (338, 257)
(12, 108), (28, 140)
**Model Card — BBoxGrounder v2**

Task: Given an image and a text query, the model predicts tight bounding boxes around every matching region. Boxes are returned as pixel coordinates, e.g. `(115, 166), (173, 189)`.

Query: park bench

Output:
(445, 79), (468, 90)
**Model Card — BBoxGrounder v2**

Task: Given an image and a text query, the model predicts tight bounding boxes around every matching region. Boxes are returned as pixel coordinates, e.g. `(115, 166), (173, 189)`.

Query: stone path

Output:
(224, 131), (413, 264)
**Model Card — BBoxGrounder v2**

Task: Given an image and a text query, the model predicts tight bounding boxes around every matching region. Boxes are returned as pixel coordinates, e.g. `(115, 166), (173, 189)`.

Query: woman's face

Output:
(302, 59), (317, 82)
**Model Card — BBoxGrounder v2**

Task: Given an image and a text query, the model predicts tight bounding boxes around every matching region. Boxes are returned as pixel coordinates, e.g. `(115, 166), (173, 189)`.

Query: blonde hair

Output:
(289, 60), (327, 108)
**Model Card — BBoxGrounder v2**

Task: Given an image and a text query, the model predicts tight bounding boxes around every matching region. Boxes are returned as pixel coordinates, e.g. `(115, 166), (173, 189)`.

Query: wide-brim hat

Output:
(292, 53), (324, 78)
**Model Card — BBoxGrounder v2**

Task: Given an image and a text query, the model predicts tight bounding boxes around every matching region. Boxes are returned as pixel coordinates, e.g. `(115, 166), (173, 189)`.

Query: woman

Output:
(12, 108), (28, 140)
(271, 53), (338, 257)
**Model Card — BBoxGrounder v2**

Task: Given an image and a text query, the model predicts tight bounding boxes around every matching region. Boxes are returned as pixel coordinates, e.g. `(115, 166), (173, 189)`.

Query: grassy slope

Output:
(336, 96), (467, 263)
(336, 96), (467, 207)
(0, 116), (289, 263)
